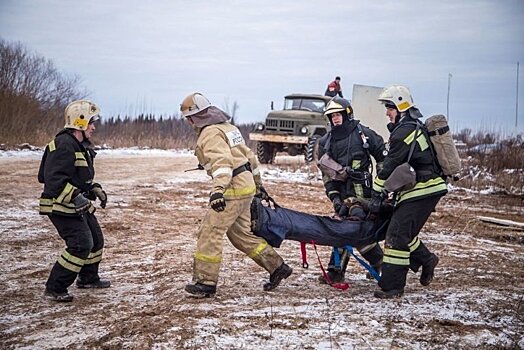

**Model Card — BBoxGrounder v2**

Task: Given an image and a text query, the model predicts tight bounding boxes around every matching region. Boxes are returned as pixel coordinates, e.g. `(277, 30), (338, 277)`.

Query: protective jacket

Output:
(195, 122), (262, 200)
(38, 129), (95, 216)
(373, 109), (448, 204)
(189, 107), (284, 287)
(319, 120), (386, 201)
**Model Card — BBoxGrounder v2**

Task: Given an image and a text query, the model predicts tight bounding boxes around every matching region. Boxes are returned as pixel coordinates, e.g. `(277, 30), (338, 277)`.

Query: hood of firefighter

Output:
(190, 106), (231, 130)
(387, 106), (423, 132)
(387, 107), (424, 132)
(405, 106), (422, 119)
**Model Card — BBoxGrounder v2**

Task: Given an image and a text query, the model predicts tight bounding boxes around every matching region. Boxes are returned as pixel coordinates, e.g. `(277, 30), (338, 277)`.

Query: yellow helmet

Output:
(377, 85), (414, 112)
(64, 100), (100, 130)
(180, 93), (212, 118)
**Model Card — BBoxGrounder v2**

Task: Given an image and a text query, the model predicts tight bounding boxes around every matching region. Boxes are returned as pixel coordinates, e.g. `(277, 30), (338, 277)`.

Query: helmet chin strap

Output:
(397, 111), (408, 124)
(81, 130), (89, 142)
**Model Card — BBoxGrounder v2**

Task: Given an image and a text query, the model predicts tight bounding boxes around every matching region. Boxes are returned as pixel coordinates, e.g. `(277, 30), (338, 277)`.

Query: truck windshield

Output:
(284, 98), (325, 112)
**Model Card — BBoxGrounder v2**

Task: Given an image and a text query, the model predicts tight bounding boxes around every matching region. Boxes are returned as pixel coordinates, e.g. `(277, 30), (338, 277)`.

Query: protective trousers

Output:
(378, 194), (443, 291)
(193, 197), (284, 286)
(46, 213), (104, 293)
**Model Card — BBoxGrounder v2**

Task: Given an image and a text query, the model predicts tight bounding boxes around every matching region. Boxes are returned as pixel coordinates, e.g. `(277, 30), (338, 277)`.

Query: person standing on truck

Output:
(180, 92), (292, 298)
(371, 84), (447, 299)
(38, 100), (110, 302)
(317, 97), (387, 283)
(325, 76), (343, 98)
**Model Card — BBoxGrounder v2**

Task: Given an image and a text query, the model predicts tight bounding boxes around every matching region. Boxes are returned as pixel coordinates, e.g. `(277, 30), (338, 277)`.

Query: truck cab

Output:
(249, 94), (332, 163)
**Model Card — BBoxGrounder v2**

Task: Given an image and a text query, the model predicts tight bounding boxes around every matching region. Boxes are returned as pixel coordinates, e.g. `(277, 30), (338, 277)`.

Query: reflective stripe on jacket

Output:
(195, 122), (259, 200)
(38, 129), (95, 216)
(374, 114), (447, 204)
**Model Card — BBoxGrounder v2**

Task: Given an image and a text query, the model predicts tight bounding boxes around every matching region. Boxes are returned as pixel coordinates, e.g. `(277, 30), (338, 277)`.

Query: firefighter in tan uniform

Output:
(181, 93), (292, 297)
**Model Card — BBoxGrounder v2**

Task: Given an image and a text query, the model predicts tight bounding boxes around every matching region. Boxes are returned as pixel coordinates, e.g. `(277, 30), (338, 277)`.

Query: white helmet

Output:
(378, 85), (414, 112)
(64, 100), (100, 130)
(180, 93), (211, 118)
(323, 97), (352, 116)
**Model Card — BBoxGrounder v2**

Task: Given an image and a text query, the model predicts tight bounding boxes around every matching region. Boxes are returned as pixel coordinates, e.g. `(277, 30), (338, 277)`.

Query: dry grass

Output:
(0, 39), (85, 146)
(1, 39), (521, 196)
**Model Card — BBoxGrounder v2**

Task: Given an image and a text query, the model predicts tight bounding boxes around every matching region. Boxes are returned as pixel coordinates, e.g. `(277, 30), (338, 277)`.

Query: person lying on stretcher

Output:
(249, 162), (414, 285)
(250, 160), (414, 249)
(250, 193), (394, 251)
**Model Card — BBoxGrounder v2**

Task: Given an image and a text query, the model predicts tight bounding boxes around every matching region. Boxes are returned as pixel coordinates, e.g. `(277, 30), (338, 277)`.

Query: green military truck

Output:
(249, 93), (332, 164)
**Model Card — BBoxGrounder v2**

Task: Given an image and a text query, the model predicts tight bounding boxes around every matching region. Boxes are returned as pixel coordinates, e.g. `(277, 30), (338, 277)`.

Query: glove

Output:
(381, 196), (395, 216)
(84, 191), (97, 201)
(332, 196), (343, 214)
(209, 192), (226, 212)
(369, 190), (394, 215)
(256, 185), (270, 201)
(91, 184), (107, 209)
(347, 204), (366, 221)
(337, 203), (349, 218)
(368, 191), (386, 215)
(72, 193), (90, 214)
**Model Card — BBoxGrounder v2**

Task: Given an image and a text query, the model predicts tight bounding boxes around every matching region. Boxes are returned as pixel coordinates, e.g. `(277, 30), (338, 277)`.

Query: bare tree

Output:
(222, 97), (239, 125)
(0, 38), (87, 145)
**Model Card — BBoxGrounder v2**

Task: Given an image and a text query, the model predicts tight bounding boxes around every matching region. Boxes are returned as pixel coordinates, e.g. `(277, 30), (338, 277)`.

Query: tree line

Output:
(0, 38), (85, 145)
(0, 38), (253, 149)
(0, 38), (520, 161)
(95, 114), (254, 150)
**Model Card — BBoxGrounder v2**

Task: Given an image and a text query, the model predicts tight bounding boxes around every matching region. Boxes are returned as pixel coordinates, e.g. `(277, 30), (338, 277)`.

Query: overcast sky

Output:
(1, 0), (523, 133)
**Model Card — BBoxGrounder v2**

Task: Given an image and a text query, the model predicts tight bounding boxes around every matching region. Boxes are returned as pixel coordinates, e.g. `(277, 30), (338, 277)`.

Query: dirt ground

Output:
(1, 151), (523, 349)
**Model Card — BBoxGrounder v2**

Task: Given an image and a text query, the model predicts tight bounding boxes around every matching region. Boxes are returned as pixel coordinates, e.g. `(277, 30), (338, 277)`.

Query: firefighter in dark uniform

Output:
(38, 100), (110, 302)
(372, 85), (447, 299)
(317, 97), (387, 283)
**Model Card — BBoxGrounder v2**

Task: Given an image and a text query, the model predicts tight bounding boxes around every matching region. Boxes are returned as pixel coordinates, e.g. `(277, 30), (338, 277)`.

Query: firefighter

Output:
(180, 93), (292, 297)
(38, 100), (110, 302)
(317, 97), (387, 283)
(372, 85), (447, 299)
(324, 76), (343, 98)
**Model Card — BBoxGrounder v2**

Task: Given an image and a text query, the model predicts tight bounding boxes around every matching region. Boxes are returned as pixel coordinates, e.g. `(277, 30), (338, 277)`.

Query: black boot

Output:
(324, 248), (349, 283)
(378, 263), (408, 298)
(185, 283), (217, 298)
(263, 263), (293, 291)
(44, 289), (74, 302)
(318, 270), (344, 284)
(373, 287), (404, 299)
(420, 253), (439, 286)
(76, 278), (111, 289)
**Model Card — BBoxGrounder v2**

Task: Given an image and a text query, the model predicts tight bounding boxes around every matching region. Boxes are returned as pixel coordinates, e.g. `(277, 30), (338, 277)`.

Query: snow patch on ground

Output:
(1, 151), (522, 349)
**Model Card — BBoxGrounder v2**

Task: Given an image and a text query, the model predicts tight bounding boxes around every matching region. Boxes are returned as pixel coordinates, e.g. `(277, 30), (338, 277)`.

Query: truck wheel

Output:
(257, 142), (276, 164)
(305, 135), (320, 164)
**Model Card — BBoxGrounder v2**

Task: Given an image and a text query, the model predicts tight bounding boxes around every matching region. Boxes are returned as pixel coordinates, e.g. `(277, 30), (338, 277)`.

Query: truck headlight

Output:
(256, 123), (265, 131)
(300, 126), (308, 134)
